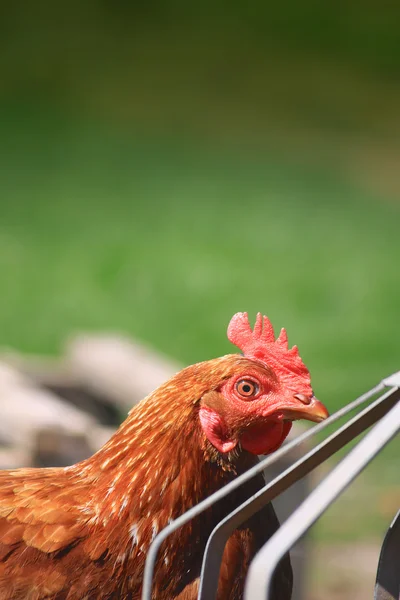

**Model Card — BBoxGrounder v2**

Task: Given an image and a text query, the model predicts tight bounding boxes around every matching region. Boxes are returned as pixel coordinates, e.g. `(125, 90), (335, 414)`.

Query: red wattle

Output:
(240, 421), (292, 455)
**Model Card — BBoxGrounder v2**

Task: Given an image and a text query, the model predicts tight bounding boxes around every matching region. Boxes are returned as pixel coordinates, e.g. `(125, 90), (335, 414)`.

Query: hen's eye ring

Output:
(236, 379), (259, 398)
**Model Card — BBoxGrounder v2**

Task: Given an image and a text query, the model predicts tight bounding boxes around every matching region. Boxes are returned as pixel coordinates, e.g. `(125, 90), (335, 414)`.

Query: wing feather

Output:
(0, 468), (96, 599)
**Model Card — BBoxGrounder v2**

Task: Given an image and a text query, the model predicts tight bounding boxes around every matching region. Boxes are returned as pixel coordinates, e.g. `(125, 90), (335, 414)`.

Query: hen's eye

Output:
(236, 379), (259, 398)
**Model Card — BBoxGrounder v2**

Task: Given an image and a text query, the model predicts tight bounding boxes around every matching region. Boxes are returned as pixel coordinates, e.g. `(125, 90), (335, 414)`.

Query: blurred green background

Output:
(1, 0), (399, 576)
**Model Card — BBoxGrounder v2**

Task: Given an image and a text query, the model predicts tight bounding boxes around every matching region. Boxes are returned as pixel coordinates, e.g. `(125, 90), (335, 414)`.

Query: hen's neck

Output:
(81, 359), (249, 529)
(72, 358), (260, 590)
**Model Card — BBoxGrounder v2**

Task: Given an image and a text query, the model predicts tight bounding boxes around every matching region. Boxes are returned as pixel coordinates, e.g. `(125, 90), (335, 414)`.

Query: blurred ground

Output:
(309, 541), (380, 600)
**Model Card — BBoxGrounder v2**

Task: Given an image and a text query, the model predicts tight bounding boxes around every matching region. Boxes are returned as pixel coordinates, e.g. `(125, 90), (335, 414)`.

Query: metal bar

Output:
(198, 387), (400, 600)
(142, 379), (388, 600)
(374, 509), (400, 600)
(244, 399), (400, 600)
(383, 371), (400, 388)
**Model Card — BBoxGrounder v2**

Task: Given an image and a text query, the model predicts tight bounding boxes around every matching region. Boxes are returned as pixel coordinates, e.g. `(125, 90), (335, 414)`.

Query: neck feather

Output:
(68, 356), (261, 592)
(77, 358), (248, 552)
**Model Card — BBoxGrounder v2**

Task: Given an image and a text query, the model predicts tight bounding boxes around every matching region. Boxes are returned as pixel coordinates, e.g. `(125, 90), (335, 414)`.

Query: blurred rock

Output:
(4, 334), (181, 416)
(0, 361), (98, 468)
(0, 334), (181, 469)
(32, 429), (93, 467)
(65, 333), (181, 411)
(0, 447), (32, 470)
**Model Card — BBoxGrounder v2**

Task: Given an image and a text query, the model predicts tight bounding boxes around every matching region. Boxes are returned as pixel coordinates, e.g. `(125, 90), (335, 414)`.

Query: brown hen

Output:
(0, 312), (328, 599)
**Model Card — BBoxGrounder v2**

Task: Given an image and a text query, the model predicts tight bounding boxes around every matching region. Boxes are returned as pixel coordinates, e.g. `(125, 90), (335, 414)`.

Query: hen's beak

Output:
(288, 394), (329, 423)
(263, 394), (329, 423)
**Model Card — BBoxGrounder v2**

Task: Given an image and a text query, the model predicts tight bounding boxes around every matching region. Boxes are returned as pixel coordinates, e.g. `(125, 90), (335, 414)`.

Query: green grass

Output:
(1, 109), (399, 398)
(0, 106), (399, 541)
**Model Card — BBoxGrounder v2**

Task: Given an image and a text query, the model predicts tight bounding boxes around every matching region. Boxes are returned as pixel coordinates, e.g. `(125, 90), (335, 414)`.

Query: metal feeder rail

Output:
(143, 372), (400, 600)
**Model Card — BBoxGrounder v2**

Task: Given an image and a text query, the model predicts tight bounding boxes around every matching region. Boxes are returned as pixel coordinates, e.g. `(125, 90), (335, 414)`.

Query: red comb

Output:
(227, 312), (312, 395)
(227, 312), (299, 360)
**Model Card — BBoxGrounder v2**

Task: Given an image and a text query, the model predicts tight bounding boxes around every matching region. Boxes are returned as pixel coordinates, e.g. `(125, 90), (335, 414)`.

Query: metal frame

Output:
(374, 509), (400, 599)
(142, 372), (400, 600)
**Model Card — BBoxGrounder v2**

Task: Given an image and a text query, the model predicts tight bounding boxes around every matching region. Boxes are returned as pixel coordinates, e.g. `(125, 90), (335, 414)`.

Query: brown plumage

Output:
(0, 313), (328, 599)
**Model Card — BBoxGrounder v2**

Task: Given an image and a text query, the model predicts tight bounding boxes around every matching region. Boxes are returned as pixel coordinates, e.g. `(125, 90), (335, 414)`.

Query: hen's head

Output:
(199, 312), (329, 455)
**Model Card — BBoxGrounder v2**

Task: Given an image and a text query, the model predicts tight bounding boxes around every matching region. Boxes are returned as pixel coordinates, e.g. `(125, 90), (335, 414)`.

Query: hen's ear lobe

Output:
(199, 391), (224, 412)
(199, 404), (237, 454)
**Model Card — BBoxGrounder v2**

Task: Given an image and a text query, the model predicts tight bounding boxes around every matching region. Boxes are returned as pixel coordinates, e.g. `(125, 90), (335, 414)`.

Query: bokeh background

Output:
(1, 2), (399, 598)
